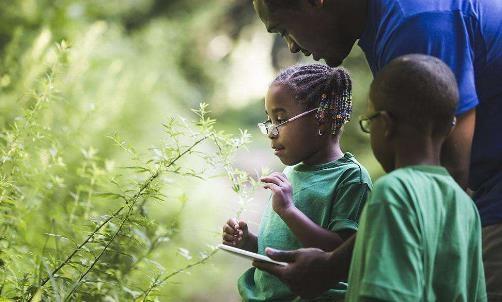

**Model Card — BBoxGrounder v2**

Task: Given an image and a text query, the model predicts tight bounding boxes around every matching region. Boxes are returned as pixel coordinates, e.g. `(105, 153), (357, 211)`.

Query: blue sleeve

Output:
(380, 11), (479, 115)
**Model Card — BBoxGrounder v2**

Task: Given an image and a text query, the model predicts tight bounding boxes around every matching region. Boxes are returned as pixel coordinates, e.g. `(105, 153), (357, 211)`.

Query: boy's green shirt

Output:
(238, 153), (372, 301)
(346, 165), (487, 302)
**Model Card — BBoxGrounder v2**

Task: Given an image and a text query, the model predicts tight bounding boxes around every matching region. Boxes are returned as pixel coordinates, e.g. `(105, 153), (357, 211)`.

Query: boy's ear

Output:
(381, 111), (395, 138)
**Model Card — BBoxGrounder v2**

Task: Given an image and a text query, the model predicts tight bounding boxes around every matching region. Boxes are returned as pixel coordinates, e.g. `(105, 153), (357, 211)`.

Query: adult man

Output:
(251, 0), (502, 300)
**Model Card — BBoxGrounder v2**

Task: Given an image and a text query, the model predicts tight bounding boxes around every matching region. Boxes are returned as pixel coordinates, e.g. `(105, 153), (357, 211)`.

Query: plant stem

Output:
(141, 249), (219, 301)
(64, 203), (134, 300)
(35, 133), (212, 298)
(39, 205), (124, 287)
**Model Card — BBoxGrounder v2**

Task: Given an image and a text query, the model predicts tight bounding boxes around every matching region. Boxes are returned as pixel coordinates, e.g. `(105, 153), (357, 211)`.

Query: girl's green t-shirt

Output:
(238, 153), (372, 301)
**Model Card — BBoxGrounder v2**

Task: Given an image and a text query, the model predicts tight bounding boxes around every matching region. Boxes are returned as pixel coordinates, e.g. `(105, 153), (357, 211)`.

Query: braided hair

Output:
(271, 64), (353, 135)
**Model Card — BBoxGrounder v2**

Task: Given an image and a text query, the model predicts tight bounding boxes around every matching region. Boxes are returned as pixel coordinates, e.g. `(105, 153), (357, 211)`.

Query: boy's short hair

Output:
(262, 0), (300, 12)
(370, 54), (459, 137)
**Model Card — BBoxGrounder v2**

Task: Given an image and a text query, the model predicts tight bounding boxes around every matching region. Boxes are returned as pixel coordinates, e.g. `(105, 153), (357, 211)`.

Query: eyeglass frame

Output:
(257, 107), (319, 137)
(359, 110), (457, 134)
(359, 111), (385, 133)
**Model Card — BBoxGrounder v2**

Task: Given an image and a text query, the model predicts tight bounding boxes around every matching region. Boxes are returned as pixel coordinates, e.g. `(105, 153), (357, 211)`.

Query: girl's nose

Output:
(267, 128), (278, 139)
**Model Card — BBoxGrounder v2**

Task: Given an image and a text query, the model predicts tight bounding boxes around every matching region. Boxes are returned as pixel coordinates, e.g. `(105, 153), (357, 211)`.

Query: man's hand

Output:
(260, 172), (294, 215)
(252, 247), (340, 299)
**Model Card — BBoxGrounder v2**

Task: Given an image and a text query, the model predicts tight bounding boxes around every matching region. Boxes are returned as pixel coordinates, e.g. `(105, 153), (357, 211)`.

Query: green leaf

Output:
(95, 192), (126, 200)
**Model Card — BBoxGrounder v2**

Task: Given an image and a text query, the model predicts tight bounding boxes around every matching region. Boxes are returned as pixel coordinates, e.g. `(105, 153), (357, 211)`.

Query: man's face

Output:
(253, 0), (356, 67)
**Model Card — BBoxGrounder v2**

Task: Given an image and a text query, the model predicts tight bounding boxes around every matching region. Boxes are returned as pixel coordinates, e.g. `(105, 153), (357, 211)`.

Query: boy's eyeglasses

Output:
(359, 111), (457, 134)
(258, 107), (319, 137)
(359, 111), (385, 133)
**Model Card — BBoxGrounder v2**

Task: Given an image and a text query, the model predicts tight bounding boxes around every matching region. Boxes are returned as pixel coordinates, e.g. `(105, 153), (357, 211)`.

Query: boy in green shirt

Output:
(346, 54), (486, 301)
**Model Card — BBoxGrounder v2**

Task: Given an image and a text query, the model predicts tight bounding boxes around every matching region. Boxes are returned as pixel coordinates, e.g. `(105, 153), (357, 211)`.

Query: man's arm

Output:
(252, 234), (356, 299)
(441, 108), (475, 189)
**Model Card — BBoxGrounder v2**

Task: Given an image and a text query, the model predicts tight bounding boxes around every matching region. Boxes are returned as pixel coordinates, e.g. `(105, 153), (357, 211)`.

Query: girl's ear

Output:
(317, 120), (331, 136)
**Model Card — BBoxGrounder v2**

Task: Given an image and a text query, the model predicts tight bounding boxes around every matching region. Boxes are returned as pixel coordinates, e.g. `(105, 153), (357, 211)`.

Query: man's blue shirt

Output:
(358, 0), (502, 226)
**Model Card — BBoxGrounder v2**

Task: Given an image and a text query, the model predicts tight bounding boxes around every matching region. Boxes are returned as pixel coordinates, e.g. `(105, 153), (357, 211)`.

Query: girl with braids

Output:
(222, 64), (372, 301)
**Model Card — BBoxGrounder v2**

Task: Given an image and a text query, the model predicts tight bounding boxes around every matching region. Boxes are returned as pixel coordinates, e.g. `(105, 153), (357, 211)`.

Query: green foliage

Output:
(0, 20), (255, 299)
(0, 58), (253, 299)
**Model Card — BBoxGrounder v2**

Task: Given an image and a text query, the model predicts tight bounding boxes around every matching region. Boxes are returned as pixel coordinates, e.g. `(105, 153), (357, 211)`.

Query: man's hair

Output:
(370, 54), (458, 136)
(272, 64), (352, 134)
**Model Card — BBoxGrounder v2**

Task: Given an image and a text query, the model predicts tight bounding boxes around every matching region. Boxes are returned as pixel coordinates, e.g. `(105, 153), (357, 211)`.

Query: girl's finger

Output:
(260, 175), (282, 186)
(223, 234), (236, 242)
(228, 217), (240, 229)
(238, 221), (248, 234)
(270, 172), (288, 182)
(223, 224), (237, 235)
(222, 240), (236, 246)
(263, 183), (281, 193)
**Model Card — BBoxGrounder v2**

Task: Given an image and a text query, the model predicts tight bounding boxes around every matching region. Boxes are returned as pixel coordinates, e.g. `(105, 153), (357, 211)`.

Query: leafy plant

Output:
(0, 33), (256, 300)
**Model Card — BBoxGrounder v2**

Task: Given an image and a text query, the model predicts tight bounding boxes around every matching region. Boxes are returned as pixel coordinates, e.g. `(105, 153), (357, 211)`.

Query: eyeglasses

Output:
(359, 111), (457, 134)
(359, 111), (385, 133)
(257, 107), (319, 137)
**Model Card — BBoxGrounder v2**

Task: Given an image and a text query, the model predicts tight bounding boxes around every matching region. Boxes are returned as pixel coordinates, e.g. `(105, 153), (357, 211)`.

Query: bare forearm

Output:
(327, 234), (356, 280)
(277, 206), (344, 251)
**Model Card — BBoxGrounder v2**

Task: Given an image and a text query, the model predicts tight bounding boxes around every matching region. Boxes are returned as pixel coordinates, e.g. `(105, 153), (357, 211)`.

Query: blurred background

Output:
(0, 0), (383, 301)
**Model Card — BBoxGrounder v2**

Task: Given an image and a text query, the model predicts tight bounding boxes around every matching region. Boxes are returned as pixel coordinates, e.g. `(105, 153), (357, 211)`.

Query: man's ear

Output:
(447, 116), (457, 136)
(308, 0), (325, 8)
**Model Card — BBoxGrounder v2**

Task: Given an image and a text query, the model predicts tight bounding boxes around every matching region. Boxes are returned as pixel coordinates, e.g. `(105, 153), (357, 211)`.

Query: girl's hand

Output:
(222, 218), (249, 249)
(261, 172), (294, 215)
